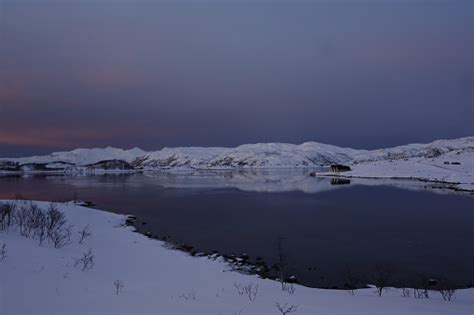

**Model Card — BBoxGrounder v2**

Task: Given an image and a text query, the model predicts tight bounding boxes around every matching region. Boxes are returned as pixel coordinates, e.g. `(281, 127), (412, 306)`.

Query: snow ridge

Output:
(0, 137), (473, 173)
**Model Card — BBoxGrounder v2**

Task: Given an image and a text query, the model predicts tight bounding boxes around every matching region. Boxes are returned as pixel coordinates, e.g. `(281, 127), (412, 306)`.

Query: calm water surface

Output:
(0, 171), (473, 288)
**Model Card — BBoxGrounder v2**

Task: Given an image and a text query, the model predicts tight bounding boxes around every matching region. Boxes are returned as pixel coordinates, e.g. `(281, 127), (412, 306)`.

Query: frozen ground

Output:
(1, 201), (472, 315)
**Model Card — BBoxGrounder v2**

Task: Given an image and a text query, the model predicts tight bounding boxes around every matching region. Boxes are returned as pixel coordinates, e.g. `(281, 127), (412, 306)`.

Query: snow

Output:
(321, 145), (474, 191)
(0, 141), (359, 169)
(1, 200), (473, 314)
(5, 147), (147, 166)
(1, 137), (473, 191)
(134, 142), (359, 169)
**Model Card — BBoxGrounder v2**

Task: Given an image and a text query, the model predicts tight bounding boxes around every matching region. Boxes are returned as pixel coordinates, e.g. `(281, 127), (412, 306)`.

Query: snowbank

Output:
(1, 201), (472, 314)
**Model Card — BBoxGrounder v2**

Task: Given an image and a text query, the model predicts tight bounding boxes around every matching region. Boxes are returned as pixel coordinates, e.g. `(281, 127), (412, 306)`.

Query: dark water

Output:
(1, 172), (473, 288)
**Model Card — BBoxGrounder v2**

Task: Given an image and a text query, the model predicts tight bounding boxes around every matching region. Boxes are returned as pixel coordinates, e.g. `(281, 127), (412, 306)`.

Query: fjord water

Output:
(0, 171), (472, 288)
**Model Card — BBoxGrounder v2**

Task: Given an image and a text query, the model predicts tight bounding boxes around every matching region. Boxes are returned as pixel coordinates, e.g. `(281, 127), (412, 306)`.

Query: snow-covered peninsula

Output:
(1, 137), (473, 191)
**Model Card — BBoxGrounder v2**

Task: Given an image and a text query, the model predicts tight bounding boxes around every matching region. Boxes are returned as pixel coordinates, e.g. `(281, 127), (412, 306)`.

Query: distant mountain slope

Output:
(353, 137), (474, 163)
(1, 137), (473, 177)
(138, 142), (360, 169)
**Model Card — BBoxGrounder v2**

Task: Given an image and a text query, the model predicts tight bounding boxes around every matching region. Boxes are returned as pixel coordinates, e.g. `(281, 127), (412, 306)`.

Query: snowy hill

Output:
(0, 142), (360, 171)
(1, 137), (473, 190)
(139, 142), (359, 169)
(1, 137), (472, 170)
(353, 137), (474, 163)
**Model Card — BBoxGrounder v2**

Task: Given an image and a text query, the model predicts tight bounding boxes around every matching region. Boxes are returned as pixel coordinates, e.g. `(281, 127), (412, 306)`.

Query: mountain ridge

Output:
(1, 137), (472, 173)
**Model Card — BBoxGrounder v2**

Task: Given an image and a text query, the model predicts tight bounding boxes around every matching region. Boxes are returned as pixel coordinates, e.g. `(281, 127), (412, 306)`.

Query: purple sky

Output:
(0, 0), (472, 157)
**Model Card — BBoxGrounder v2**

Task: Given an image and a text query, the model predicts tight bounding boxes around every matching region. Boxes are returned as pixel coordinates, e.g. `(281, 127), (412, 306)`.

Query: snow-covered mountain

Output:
(1, 137), (473, 174)
(353, 137), (474, 163)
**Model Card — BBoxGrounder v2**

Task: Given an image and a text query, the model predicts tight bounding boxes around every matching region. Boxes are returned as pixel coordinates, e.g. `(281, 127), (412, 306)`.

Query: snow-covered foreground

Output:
(1, 201), (472, 315)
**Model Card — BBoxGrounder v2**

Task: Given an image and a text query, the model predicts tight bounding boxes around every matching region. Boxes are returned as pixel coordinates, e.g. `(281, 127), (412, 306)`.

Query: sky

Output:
(0, 0), (472, 157)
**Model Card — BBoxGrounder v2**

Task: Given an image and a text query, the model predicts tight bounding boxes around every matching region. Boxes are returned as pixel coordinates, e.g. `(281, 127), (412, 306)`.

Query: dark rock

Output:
(330, 178), (351, 185)
(428, 278), (438, 286)
(330, 164), (351, 172)
(86, 159), (132, 170)
(0, 161), (20, 171)
(178, 244), (194, 252)
(287, 275), (298, 283)
(240, 253), (250, 260)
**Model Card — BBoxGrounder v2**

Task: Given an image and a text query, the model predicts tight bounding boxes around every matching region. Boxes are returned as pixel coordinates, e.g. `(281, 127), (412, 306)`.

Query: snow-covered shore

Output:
(314, 143), (474, 192)
(0, 200), (472, 314)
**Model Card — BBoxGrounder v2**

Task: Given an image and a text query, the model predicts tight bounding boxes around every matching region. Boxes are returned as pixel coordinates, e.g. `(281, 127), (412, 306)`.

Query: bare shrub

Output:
(74, 249), (95, 271)
(0, 202), (15, 231)
(14, 203), (38, 237)
(114, 280), (124, 295)
(0, 243), (6, 261)
(341, 266), (360, 295)
(233, 282), (245, 296)
(401, 288), (411, 298)
(34, 211), (48, 246)
(78, 225), (92, 244)
(413, 274), (430, 299)
(2, 202), (73, 249)
(44, 204), (71, 248)
(283, 283), (296, 295)
(12, 202), (49, 239)
(49, 224), (72, 248)
(371, 264), (392, 297)
(276, 235), (288, 291)
(234, 282), (259, 301)
(13, 204), (26, 232)
(18, 204), (48, 246)
(275, 302), (298, 315)
(244, 282), (258, 301)
(413, 288), (429, 299)
(437, 277), (456, 301)
(179, 289), (197, 301)
(45, 204), (67, 235)
(30, 204), (46, 238)
(10, 202), (71, 247)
